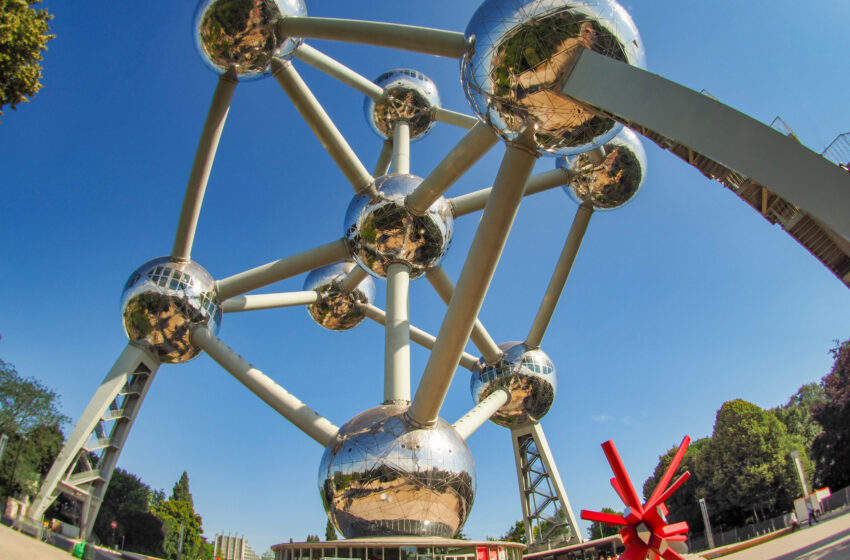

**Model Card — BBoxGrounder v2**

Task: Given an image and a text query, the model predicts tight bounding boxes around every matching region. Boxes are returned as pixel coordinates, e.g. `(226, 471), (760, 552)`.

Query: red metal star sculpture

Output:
(581, 436), (692, 560)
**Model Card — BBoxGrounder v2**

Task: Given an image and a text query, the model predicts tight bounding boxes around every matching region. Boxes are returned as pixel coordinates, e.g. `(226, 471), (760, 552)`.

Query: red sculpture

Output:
(581, 436), (692, 560)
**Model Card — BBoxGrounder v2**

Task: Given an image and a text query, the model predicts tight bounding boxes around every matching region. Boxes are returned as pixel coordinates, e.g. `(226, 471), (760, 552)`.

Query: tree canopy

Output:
(0, 0), (54, 119)
(0, 358), (68, 435)
(93, 468), (165, 556)
(812, 340), (850, 489)
(587, 507), (619, 540)
(152, 472), (212, 560)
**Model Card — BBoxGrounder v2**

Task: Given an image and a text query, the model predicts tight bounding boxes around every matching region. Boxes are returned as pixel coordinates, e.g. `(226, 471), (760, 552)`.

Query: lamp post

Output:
(699, 498), (715, 549)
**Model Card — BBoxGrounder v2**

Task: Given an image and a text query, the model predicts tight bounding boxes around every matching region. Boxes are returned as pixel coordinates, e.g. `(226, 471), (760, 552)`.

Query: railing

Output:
(823, 132), (850, 168)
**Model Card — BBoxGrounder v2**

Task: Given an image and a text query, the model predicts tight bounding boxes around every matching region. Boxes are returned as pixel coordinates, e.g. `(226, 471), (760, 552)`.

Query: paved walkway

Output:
(0, 523), (75, 560)
(717, 512), (850, 560)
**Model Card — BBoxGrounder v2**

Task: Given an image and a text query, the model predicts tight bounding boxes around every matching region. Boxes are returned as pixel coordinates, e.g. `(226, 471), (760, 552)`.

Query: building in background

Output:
(215, 534), (259, 560)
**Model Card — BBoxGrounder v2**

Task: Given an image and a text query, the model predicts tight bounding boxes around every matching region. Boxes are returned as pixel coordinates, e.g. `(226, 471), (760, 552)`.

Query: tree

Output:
(325, 518), (337, 541)
(0, 422), (63, 498)
(0, 0), (54, 119)
(642, 438), (710, 532)
(812, 340), (850, 489)
(152, 472), (210, 560)
(92, 468), (164, 556)
(499, 520), (526, 544)
(698, 399), (806, 528)
(0, 358), (68, 436)
(770, 383), (825, 455)
(305, 534), (320, 543)
(586, 507), (620, 540)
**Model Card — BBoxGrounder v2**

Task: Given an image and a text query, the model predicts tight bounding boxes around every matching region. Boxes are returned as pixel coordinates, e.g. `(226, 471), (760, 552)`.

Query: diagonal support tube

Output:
(452, 388), (510, 440)
(172, 72), (238, 261)
(272, 59), (373, 194)
(384, 263), (411, 404)
(526, 202), (593, 348)
(279, 17), (469, 59)
(426, 266), (502, 363)
(294, 43), (384, 100)
(222, 291), (319, 313)
(216, 239), (350, 300)
(408, 131), (539, 425)
(360, 303), (478, 371)
(191, 326), (338, 446)
(450, 168), (573, 218)
(340, 265), (368, 293)
(432, 107), (478, 130)
(405, 122), (498, 215)
(374, 140), (393, 177)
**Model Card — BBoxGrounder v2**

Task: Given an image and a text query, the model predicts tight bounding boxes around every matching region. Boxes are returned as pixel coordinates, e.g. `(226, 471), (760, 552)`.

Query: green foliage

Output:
(0, 0), (54, 119)
(305, 534), (320, 543)
(642, 438), (710, 532)
(0, 358), (68, 436)
(0, 422), (63, 499)
(770, 383), (825, 455)
(324, 518), (337, 541)
(92, 468), (164, 556)
(812, 340), (850, 489)
(499, 520), (527, 544)
(587, 507), (619, 540)
(153, 472), (209, 560)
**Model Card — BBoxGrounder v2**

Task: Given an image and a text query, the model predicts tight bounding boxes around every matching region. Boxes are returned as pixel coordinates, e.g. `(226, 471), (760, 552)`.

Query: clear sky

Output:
(3, 0), (850, 554)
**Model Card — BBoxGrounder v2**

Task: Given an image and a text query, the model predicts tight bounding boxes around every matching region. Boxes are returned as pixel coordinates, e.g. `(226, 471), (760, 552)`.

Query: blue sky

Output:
(3, 0), (850, 554)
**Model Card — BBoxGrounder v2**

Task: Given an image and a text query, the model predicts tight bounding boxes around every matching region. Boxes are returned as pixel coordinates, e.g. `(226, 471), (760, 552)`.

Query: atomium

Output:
(194, 0), (306, 80)
(303, 262), (376, 331)
(344, 174), (454, 278)
(462, 0), (644, 156)
(559, 127), (647, 210)
(364, 69), (441, 141)
(318, 405), (476, 539)
(121, 257), (222, 363)
(471, 342), (557, 428)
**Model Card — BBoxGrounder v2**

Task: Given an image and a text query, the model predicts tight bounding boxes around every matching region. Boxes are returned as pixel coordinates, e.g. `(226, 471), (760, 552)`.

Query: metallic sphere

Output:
(193, 0), (306, 81)
(559, 127), (647, 210)
(364, 69), (441, 142)
(471, 342), (557, 428)
(344, 174), (453, 279)
(302, 262), (376, 331)
(121, 257), (222, 364)
(318, 405), (476, 539)
(461, 0), (644, 156)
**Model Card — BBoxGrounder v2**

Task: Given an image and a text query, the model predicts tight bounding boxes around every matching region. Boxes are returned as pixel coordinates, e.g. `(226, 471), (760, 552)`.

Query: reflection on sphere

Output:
(121, 257), (221, 363)
(364, 69), (441, 141)
(193, 0), (306, 81)
(471, 342), (557, 428)
(303, 262), (376, 331)
(318, 405), (476, 539)
(461, 0), (644, 156)
(560, 127), (646, 210)
(344, 174), (453, 279)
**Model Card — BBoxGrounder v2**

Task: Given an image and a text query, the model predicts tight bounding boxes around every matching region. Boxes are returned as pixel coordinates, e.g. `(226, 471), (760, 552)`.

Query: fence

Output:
(685, 486), (850, 553)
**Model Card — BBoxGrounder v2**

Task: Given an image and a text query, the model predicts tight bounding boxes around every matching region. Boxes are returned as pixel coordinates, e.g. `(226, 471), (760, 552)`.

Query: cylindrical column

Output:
(294, 44), (384, 100)
(278, 17), (469, 59)
(450, 168), (573, 217)
(384, 263), (411, 404)
(426, 267), (502, 363)
(271, 59), (373, 193)
(216, 239), (350, 300)
(452, 388), (510, 440)
(408, 130), (539, 425)
(526, 203), (593, 348)
(340, 265), (368, 293)
(432, 107), (478, 130)
(191, 327), (338, 446)
(172, 72), (238, 261)
(405, 122), (498, 215)
(222, 291), (319, 313)
(360, 303), (478, 371)
(392, 121), (411, 175)
(374, 140), (393, 177)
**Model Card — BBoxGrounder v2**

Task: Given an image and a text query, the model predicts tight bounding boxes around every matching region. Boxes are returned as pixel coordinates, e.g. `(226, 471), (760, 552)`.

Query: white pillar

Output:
(392, 121), (411, 175)
(384, 263), (411, 404)
(450, 168), (573, 218)
(191, 327), (339, 446)
(452, 389), (510, 440)
(431, 107), (478, 130)
(222, 291), (320, 313)
(294, 44), (384, 100)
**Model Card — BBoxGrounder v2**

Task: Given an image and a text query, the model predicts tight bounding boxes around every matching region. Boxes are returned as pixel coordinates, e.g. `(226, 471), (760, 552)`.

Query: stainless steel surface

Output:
(194, 0), (306, 80)
(345, 174), (454, 279)
(121, 257), (222, 363)
(461, 0), (644, 156)
(303, 262), (376, 331)
(365, 69), (441, 142)
(318, 404), (476, 539)
(471, 342), (556, 428)
(559, 127), (646, 210)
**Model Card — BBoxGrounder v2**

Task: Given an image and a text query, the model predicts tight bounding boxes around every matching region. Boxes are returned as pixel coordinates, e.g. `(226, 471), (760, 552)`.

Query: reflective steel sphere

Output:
(344, 174), (453, 279)
(364, 69), (441, 142)
(121, 257), (222, 364)
(318, 405), (476, 539)
(193, 0), (306, 81)
(471, 342), (557, 428)
(461, 0), (644, 156)
(303, 262), (376, 331)
(559, 127), (647, 210)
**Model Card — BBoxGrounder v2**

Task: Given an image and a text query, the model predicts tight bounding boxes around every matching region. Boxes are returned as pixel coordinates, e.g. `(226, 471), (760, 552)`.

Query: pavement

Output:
(0, 523), (122, 560)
